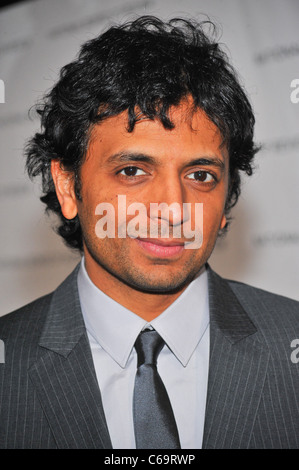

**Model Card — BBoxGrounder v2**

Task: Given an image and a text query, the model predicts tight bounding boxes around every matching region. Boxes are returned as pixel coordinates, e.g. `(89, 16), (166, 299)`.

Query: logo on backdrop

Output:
(0, 79), (4, 103)
(290, 79), (299, 104)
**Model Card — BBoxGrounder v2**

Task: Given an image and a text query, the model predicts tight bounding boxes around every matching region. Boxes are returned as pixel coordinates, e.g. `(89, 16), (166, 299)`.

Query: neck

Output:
(83, 256), (188, 322)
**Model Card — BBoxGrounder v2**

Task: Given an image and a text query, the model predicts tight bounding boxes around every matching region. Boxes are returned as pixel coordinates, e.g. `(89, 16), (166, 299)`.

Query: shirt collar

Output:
(77, 258), (209, 368)
(151, 270), (209, 366)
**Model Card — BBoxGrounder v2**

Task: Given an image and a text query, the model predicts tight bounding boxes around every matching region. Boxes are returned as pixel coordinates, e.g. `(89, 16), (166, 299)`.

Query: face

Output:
(53, 99), (229, 296)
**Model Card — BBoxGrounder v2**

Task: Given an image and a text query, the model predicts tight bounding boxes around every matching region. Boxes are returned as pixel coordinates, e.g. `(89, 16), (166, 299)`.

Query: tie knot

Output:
(134, 329), (164, 367)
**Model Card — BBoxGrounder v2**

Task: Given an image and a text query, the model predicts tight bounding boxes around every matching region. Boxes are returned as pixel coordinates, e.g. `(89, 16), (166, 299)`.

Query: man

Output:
(0, 16), (298, 449)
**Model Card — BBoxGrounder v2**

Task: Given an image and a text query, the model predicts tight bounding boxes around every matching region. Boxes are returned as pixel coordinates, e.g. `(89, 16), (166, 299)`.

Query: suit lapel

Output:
(202, 268), (270, 449)
(28, 265), (112, 449)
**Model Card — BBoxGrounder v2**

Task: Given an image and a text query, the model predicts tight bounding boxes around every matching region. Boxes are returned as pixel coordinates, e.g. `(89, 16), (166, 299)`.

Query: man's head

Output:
(26, 16), (259, 294)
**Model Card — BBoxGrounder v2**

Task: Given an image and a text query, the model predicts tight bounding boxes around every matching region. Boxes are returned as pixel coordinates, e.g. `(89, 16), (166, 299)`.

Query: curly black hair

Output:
(26, 15), (259, 251)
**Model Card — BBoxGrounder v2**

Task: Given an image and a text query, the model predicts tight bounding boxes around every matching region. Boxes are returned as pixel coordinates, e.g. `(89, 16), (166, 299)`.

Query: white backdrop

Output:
(0, 0), (298, 316)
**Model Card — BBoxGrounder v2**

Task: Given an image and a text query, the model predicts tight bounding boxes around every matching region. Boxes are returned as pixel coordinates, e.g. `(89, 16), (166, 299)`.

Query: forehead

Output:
(87, 100), (227, 163)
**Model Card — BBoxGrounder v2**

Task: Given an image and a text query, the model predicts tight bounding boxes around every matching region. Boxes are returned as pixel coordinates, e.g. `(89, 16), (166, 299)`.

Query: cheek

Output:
(80, 182), (116, 217)
(200, 198), (227, 237)
(80, 191), (131, 243)
(202, 194), (226, 220)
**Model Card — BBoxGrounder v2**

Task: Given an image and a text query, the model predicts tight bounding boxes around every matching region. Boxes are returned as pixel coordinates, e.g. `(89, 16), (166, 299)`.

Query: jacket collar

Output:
(38, 263), (84, 357)
(39, 263), (258, 356)
(206, 266), (258, 343)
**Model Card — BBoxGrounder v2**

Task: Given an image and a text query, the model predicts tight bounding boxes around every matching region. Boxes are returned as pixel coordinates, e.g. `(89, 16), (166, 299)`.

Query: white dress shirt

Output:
(77, 258), (210, 449)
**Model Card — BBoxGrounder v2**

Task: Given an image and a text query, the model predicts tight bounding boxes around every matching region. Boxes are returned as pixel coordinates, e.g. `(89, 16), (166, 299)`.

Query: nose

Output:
(148, 175), (189, 232)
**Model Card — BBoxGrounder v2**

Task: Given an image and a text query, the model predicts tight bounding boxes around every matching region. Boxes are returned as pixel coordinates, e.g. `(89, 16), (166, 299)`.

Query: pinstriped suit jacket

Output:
(0, 264), (298, 449)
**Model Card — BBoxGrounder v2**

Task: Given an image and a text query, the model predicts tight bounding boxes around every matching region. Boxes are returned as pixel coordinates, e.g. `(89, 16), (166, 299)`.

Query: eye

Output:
(186, 170), (215, 183)
(118, 166), (147, 177)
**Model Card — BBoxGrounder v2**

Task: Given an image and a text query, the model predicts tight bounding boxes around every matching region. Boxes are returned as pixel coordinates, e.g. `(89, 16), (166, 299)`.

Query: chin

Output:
(121, 269), (198, 295)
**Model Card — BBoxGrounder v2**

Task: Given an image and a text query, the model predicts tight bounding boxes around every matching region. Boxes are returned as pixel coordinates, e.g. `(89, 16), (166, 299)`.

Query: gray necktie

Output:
(133, 329), (181, 449)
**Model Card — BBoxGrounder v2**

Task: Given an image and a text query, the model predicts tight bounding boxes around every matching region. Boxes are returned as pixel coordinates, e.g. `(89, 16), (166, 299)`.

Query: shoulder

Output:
(0, 294), (55, 379)
(227, 278), (299, 337)
(0, 265), (81, 362)
(0, 293), (53, 327)
(228, 278), (299, 313)
(0, 263), (81, 338)
(0, 293), (54, 354)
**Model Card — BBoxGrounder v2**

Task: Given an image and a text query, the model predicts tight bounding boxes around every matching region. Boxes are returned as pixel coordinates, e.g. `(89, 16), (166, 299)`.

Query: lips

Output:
(135, 238), (185, 258)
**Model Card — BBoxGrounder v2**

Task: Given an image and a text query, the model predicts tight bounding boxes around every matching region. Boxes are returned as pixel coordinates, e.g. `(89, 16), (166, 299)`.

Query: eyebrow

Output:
(105, 152), (156, 166)
(105, 151), (225, 171)
(185, 157), (225, 171)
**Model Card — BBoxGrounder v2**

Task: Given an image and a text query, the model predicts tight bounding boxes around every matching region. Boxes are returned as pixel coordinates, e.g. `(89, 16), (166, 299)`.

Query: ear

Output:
(51, 160), (78, 219)
(220, 214), (227, 230)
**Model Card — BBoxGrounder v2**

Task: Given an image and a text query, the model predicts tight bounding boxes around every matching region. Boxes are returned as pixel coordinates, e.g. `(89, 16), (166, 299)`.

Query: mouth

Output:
(135, 237), (185, 258)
